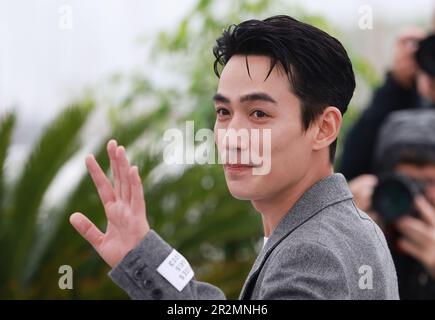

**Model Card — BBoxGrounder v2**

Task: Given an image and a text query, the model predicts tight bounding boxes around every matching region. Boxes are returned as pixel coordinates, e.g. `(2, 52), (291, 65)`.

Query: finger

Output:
(107, 139), (121, 199)
(414, 195), (435, 226)
(396, 216), (431, 245)
(85, 154), (115, 205)
(129, 166), (146, 215)
(360, 174), (378, 188)
(70, 212), (104, 249)
(116, 146), (131, 202)
(398, 28), (426, 44)
(398, 238), (426, 263)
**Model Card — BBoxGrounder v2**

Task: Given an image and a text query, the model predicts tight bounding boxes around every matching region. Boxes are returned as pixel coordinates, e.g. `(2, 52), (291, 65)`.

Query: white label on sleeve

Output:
(156, 249), (194, 292)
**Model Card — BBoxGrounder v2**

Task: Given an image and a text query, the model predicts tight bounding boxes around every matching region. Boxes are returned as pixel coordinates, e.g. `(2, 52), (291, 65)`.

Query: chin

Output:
(225, 182), (260, 200)
(228, 190), (254, 200)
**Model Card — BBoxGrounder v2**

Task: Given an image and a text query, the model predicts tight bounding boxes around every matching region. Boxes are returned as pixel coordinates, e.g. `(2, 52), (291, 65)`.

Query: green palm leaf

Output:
(1, 101), (94, 290)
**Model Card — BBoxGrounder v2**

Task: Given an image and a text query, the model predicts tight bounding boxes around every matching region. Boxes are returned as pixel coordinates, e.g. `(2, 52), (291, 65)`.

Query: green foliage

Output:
(0, 112), (15, 214)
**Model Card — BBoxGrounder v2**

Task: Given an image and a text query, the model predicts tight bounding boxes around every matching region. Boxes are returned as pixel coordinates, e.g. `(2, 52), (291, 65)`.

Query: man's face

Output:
(395, 163), (435, 206)
(213, 55), (315, 201)
(416, 71), (435, 103)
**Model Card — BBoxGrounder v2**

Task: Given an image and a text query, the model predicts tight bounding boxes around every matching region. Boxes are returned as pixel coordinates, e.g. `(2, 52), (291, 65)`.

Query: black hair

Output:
(213, 15), (356, 162)
(396, 144), (435, 168)
(375, 144), (435, 175)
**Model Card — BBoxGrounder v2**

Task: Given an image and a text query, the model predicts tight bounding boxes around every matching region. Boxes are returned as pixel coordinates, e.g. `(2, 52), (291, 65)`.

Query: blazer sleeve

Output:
(259, 241), (350, 299)
(108, 229), (226, 300)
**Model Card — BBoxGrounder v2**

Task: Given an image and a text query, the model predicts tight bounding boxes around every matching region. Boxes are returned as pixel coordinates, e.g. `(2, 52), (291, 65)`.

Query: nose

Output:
(216, 115), (251, 165)
(224, 116), (250, 151)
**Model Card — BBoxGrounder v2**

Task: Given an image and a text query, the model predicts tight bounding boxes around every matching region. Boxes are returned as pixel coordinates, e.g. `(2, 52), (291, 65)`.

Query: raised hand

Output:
(69, 139), (150, 268)
(391, 27), (426, 89)
(396, 195), (435, 278)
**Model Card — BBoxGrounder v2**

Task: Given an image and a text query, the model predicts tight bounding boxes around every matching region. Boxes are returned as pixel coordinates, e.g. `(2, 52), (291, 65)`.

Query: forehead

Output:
(396, 163), (435, 178)
(217, 55), (292, 97)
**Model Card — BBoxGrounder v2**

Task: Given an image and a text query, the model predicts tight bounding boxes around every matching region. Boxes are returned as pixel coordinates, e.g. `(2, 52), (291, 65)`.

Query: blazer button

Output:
(133, 266), (147, 280)
(143, 279), (153, 289)
(151, 288), (163, 300)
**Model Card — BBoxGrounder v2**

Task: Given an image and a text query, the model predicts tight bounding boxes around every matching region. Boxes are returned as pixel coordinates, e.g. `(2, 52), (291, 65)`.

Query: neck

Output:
(253, 164), (333, 238)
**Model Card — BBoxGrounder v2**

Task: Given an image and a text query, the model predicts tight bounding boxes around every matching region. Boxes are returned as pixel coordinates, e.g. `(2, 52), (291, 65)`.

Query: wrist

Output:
(390, 69), (414, 90)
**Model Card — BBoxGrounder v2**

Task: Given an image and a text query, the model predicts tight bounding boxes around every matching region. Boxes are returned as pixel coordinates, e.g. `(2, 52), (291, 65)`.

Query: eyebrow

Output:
(212, 92), (277, 104)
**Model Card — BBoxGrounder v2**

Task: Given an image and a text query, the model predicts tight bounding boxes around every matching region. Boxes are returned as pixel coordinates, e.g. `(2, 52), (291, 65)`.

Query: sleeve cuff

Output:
(108, 229), (177, 299)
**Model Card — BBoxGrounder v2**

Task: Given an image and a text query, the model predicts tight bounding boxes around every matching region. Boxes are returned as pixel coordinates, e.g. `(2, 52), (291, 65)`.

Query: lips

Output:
(224, 164), (255, 171)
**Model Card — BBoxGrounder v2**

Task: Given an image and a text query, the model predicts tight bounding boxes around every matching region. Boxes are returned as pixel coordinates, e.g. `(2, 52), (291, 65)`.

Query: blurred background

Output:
(0, 0), (434, 299)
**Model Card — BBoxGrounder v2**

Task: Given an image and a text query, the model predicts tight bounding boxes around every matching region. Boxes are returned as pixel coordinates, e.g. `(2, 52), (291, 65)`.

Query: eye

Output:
(216, 107), (231, 117)
(251, 110), (268, 118)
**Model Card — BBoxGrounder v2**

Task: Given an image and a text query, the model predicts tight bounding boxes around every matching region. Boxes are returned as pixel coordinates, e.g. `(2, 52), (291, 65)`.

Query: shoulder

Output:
(260, 240), (349, 299)
(269, 238), (346, 275)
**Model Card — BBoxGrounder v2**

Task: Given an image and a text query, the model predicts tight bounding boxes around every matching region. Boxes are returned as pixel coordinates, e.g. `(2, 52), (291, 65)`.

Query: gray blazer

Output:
(109, 173), (399, 299)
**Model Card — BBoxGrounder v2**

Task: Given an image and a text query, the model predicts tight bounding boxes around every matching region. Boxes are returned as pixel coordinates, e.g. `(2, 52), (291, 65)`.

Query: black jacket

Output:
(339, 72), (427, 180)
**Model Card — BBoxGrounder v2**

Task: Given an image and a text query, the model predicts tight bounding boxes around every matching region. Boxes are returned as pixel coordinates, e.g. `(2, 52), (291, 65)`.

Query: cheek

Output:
(425, 188), (435, 206)
(214, 121), (224, 146)
(267, 121), (311, 175)
(213, 122), (218, 145)
(417, 75), (433, 98)
(272, 123), (309, 159)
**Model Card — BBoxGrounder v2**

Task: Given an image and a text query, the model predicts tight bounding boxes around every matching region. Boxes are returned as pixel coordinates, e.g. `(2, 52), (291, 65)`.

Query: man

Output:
(70, 15), (399, 299)
(349, 109), (435, 299)
(340, 28), (435, 180)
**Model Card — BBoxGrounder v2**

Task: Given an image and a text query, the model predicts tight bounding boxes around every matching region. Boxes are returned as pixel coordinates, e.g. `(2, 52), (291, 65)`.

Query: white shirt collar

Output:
(263, 236), (269, 248)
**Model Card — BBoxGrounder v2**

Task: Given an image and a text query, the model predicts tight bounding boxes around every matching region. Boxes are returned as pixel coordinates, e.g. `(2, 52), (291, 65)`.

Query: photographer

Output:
(340, 29), (435, 180)
(349, 109), (435, 299)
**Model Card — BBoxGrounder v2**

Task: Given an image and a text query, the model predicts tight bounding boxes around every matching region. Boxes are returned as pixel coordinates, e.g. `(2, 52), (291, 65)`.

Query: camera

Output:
(416, 34), (435, 76)
(371, 173), (425, 223)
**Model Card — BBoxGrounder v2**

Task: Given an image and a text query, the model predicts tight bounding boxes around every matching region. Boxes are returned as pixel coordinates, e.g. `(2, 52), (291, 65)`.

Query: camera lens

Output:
(416, 34), (435, 76)
(372, 173), (423, 223)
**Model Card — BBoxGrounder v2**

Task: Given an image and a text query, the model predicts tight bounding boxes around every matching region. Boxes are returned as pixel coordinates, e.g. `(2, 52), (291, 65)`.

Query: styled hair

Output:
(374, 109), (435, 173)
(213, 15), (355, 162)
(396, 145), (435, 167)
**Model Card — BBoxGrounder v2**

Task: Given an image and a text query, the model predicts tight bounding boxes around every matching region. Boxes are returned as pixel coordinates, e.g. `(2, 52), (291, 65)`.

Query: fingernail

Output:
(117, 146), (125, 158)
(70, 213), (82, 225)
(85, 154), (94, 163)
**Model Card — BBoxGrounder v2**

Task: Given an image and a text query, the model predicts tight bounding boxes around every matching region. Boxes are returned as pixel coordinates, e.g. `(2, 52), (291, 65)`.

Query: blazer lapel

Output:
(239, 173), (353, 299)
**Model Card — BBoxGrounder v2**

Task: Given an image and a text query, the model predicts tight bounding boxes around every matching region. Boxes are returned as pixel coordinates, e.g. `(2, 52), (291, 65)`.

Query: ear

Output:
(311, 106), (342, 151)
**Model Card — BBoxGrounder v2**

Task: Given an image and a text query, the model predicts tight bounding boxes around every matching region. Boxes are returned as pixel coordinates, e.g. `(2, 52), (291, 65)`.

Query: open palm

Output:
(70, 140), (150, 268)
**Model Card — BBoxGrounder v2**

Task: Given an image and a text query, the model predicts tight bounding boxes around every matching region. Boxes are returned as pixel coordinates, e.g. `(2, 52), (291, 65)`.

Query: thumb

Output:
(70, 212), (104, 249)
(414, 195), (435, 227)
